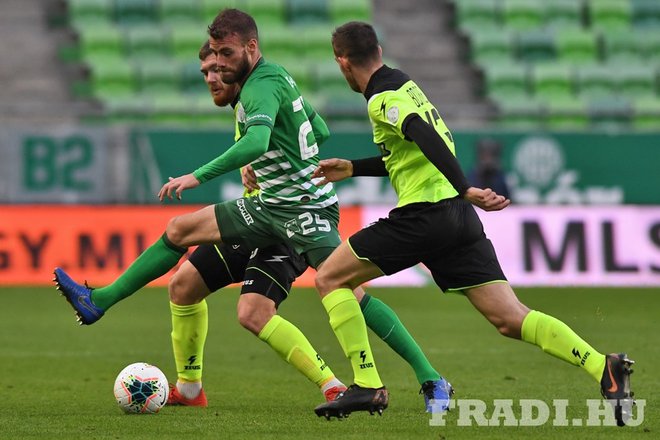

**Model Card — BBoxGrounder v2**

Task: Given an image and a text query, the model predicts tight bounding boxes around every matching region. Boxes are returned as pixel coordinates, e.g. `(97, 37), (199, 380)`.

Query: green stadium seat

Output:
(301, 26), (335, 60)
(320, 89), (365, 123)
(589, 0), (632, 30)
(125, 27), (171, 59)
(201, 0), (238, 23)
(138, 59), (182, 94)
(328, 0), (371, 24)
(469, 29), (514, 64)
(532, 64), (574, 100)
(68, 0), (113, 24)
(602, 30), (645, 64)
(171, 26), (208, 61)
(556, 30), (598, 65)
(545, 0), (583, 29)
(159, 0), (202, 24)
(245, 0), (286, 26)
(287, 0), (329, 25)
(147, 94), (198, 124)
(114, 0), (158, 25)
(181, 61), (209, 94)
(260, 25), (301, 61)
(587, 96), (632, 128)
(192, 94), (235, 126)
(502, 0), (544, 30)
(88, 56), (138, 97)
(455, 0), (500, 31)
(631, 0), (660, 27)
(644, 32), (660, 64)
(494, 96), (544, 128)
(482, 63), (529, 99)
(632, 98), (660, 129)
(313, 61), (349, 92)
(576, 64), (616, 98)
(276, 58), (313, 92)
(543, 96), (589, 129)
(615, 65), (656, 98)
(77, 24), (123, 57)
(516, 30), (555, 62)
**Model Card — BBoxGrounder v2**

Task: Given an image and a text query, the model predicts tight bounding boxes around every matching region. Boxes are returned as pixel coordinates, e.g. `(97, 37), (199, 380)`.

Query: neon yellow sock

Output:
(170, 300), (208, 383)
(258, 315), (336, 388)
(522, 310), (606, 383)
(322, 288), (382, 389)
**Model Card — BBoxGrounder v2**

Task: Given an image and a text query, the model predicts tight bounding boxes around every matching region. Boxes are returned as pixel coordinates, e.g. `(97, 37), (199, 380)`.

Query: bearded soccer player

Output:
(53, 10), (450, 416)
(310, 21), (635, 426)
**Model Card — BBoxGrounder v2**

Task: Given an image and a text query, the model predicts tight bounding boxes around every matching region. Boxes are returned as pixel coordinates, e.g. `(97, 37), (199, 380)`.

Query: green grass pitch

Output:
(0, 286), (657, 439)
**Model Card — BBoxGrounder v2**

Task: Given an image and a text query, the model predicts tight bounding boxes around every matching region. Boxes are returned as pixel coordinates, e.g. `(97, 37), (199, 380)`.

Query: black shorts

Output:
(348, 198), (506, 292)
(188, 242), (308, 307)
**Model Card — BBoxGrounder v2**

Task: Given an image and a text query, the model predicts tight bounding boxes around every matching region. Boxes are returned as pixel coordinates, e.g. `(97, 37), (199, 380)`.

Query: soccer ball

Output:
(113, 362), (169, 414)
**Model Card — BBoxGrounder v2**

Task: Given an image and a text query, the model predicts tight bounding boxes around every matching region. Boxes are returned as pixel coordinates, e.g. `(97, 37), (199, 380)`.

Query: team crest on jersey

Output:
(387, 106), (399, 124)
(236, 102), (246, 123)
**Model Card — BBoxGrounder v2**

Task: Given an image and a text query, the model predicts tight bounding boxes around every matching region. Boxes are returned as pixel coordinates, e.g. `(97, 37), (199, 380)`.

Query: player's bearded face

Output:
(201, 55), (237, 107)
(210, 35), (253, 85)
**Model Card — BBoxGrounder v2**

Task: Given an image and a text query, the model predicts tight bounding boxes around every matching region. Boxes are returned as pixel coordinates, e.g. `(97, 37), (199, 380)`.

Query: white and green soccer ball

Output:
(113, 362), (169, 414)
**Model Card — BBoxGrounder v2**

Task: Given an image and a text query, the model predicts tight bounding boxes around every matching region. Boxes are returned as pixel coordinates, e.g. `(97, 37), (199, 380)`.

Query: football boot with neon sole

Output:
(314, 384), (388, 420)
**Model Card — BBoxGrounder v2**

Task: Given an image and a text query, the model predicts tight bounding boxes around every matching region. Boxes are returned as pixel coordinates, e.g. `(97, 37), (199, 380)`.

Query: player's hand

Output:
(241, 165), (259, 192)
(312, 158), (353, 185)
(463, 187), (510, 211)
(158, 174), (200, 201)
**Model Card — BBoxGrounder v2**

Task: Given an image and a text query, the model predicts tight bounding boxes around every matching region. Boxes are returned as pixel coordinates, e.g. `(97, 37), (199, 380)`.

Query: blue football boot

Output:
(421, 378), (454, 413)
(53, 267), (104, 325)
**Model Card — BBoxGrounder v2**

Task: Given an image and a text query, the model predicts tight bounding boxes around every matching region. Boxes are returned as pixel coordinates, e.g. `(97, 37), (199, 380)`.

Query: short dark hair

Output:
(208, 8), (258, 43)
(332, 21), (380, 66)
(198, 40), (212, 60)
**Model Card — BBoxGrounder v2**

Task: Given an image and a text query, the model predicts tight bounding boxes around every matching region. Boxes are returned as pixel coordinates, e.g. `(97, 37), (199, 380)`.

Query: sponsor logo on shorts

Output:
(265, 255), (289, 263)
(236, 199), (254, 225)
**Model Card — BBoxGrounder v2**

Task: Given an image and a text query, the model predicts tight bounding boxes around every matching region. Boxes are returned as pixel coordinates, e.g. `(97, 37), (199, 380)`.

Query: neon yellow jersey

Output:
(367, 70), (458, 207)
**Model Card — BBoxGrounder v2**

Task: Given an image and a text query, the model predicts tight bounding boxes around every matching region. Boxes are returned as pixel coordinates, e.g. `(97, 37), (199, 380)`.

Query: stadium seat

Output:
(301, 26), (335, 60)
(482, 63), (529, 99)
(77, 24), (123, 57)
(587, 96), (632, 128)
(201, 0), (238, 23)
(313, 61), (349, 92)
(114, 0), (158, 25)
(469, 29), (514, 64)
(260, 25), (302, 61)
(516, 30), (555, 62)
(68, 0), (113, 24)
(602, 30), (645, 64)
(125, 27), (171, 59)
(455, 0), (500, 31)
(138, 59), (182, 94)
(102, 94), (151, 123)
(278, 59), (313, 94)
(180, 61), (209, 94)
(171, 26), (208, 61)
(192, 93), (235, 126)
(287, 0), (329, 25)
(89, 56), (138, 97)
(545, 0), (583, 29)
(502, 0), (544, 30)
(328, 0), (371, 24)
(644, 32), (660, 64)
(555, 30), (598, 65)
(159, 0), (202, 24)
(615, 65), (656, 98)
(576, 64), (616, 98)
(494, 96), (544, 127)
(148, 94), (198, 124)
(543, 96), (589, 129)
(245, 0), (286, 26)
(632, 97), (660, 129)
(589, 0), (632, 30)
(532, 64), (574, 100)
(631, 0), (660, 27)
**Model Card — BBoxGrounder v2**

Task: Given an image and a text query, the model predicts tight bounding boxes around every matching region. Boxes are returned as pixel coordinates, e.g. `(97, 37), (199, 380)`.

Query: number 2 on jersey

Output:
(292, 97), (318, 160)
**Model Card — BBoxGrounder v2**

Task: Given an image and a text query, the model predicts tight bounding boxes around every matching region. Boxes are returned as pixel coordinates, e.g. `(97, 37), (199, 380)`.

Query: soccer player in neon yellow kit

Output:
(311, 21), (635, 425)
(54, 11), (451, 415)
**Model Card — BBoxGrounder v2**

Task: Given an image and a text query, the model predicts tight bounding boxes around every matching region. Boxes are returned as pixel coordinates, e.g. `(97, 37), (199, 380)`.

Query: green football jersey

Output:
(235, 58), (337, 209)
(367, 68), (458, 207)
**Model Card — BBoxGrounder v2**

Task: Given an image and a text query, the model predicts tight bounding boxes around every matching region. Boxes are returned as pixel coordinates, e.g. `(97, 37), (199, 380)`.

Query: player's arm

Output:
(312, 155), (387, 184)
(402, 115), (509, 211)
(303, 98), (330, 146)
(158, 125), (270, 201)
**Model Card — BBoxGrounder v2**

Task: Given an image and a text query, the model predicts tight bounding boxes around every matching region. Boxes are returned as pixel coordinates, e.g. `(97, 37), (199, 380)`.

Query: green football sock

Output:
(323, 288), (383, 389)
(522, 310), (606, 383)
(92, 234), (187, 311)
(361, 294), (441, 385)
(170, 300), (208, 383)
(258, 315), (336, 388)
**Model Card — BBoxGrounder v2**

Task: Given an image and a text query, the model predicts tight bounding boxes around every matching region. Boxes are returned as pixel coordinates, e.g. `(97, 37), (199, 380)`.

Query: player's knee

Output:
(491, 315), (523, 339)
(315, 269), (337, 296)
(168, 272), (189, 304)
(237, 302), (273, 335)
(164, 216), (185, 246)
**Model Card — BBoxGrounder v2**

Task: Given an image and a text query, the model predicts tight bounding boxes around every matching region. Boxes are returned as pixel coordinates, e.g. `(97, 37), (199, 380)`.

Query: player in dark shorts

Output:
(311, 21), (634, 426)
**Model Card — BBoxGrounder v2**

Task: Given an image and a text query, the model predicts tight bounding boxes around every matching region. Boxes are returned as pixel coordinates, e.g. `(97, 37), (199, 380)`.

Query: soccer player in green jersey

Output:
(54, 10), (449, 416)
(311, 21), (635, 426)
(167, 41), (347, 406)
